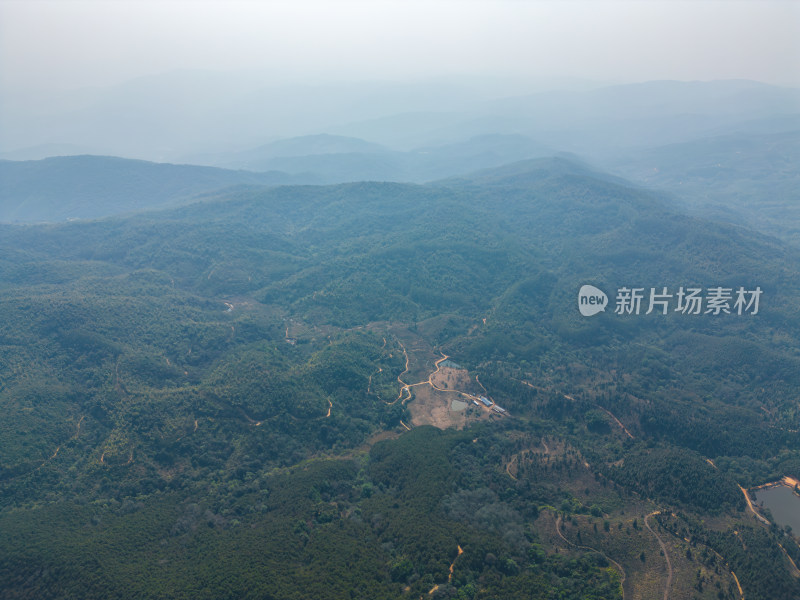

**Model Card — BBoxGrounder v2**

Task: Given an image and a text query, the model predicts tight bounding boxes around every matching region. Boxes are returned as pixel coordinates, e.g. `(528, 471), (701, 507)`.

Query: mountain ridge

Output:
(0, 155), (299, 223)
(1, 154), (799, 599)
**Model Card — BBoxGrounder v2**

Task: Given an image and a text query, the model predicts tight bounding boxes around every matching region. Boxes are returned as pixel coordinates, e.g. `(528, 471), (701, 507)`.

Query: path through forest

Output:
(555, 513), (626, 600)
(643, 511), (673, 600)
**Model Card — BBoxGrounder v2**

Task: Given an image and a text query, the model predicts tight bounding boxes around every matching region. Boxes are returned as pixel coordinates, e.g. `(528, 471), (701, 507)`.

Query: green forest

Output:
(1, 158), (799, 599)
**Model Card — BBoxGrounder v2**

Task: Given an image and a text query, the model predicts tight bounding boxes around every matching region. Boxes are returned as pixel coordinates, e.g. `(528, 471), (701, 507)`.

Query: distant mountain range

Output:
(604, 129), (800, 245)
(2, 75), (797, 162)
(3, 124), (797, 254)
(189, 133), (553, 182)
(0, 134), (554, 223)
(0, 155), (300, 223)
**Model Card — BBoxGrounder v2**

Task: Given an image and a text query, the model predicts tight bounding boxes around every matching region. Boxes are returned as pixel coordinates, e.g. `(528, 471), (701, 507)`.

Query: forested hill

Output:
(602, 130), (800, 246)
(1, 156), (799, 599)
(0, 155), (299, 223)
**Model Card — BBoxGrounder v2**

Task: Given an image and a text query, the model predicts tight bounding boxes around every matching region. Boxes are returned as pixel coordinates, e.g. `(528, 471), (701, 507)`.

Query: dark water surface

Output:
(755, 485), (800, 533)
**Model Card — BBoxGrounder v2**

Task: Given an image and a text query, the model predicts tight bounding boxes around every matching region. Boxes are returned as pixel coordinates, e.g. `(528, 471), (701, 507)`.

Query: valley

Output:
(2, 2), (798, 597)
(0, 157), (798, 599)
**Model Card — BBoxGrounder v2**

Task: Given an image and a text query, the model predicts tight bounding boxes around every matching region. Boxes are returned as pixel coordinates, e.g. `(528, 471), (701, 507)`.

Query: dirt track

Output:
(644, 511), (673, 600)
(555, 513), (627, 600)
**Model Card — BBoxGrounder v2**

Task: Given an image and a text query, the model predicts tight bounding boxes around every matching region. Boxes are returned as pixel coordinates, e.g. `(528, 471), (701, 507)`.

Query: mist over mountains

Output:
(2, 67), (800, 599)
(3, 0), (800, 596)
(2, 73), (798, 162)
(2, 74), (798, 249)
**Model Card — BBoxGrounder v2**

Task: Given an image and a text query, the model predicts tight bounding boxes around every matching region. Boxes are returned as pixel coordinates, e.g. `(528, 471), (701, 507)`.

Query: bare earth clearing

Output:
(406, 364), (495, 429)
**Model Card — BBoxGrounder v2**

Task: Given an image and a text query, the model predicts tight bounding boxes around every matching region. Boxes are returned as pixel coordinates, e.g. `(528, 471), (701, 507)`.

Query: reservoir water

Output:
(754, 485), (800, 533)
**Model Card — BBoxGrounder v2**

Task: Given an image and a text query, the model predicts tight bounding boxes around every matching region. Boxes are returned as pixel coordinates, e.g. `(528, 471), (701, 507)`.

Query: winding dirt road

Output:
(555, 514), (626, 599)
(448, 545), (463, 582)
(390, 342), (413, 404)
(31, 415), (86, 473)
(598, 406), (634, 439)
(428, 545), (464, 595)
(738, 484), (770, 525)
(516, 378), (633, 438)
(391, 349), (470, 405)
(505, 446), (543, 481)
(644, 511), (673, 600)
(505, 455), (518, 481)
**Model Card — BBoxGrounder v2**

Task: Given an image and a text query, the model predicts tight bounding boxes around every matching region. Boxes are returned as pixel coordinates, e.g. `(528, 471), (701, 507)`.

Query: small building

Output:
(492, 405), (507, 414)
(479, 396), (492, 407)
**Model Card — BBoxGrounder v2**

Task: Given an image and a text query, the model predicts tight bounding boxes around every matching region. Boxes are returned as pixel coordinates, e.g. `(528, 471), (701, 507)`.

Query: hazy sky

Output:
(1, 0), (799, 92)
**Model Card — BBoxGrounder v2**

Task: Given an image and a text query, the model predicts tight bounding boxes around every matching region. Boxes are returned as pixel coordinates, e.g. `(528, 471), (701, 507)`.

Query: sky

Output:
(1, 0), (799, 93)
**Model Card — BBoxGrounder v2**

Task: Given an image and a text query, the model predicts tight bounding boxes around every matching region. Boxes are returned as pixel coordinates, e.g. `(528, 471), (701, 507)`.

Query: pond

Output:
(450, 399), (467, 413)
(754, 485), (800, 534)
